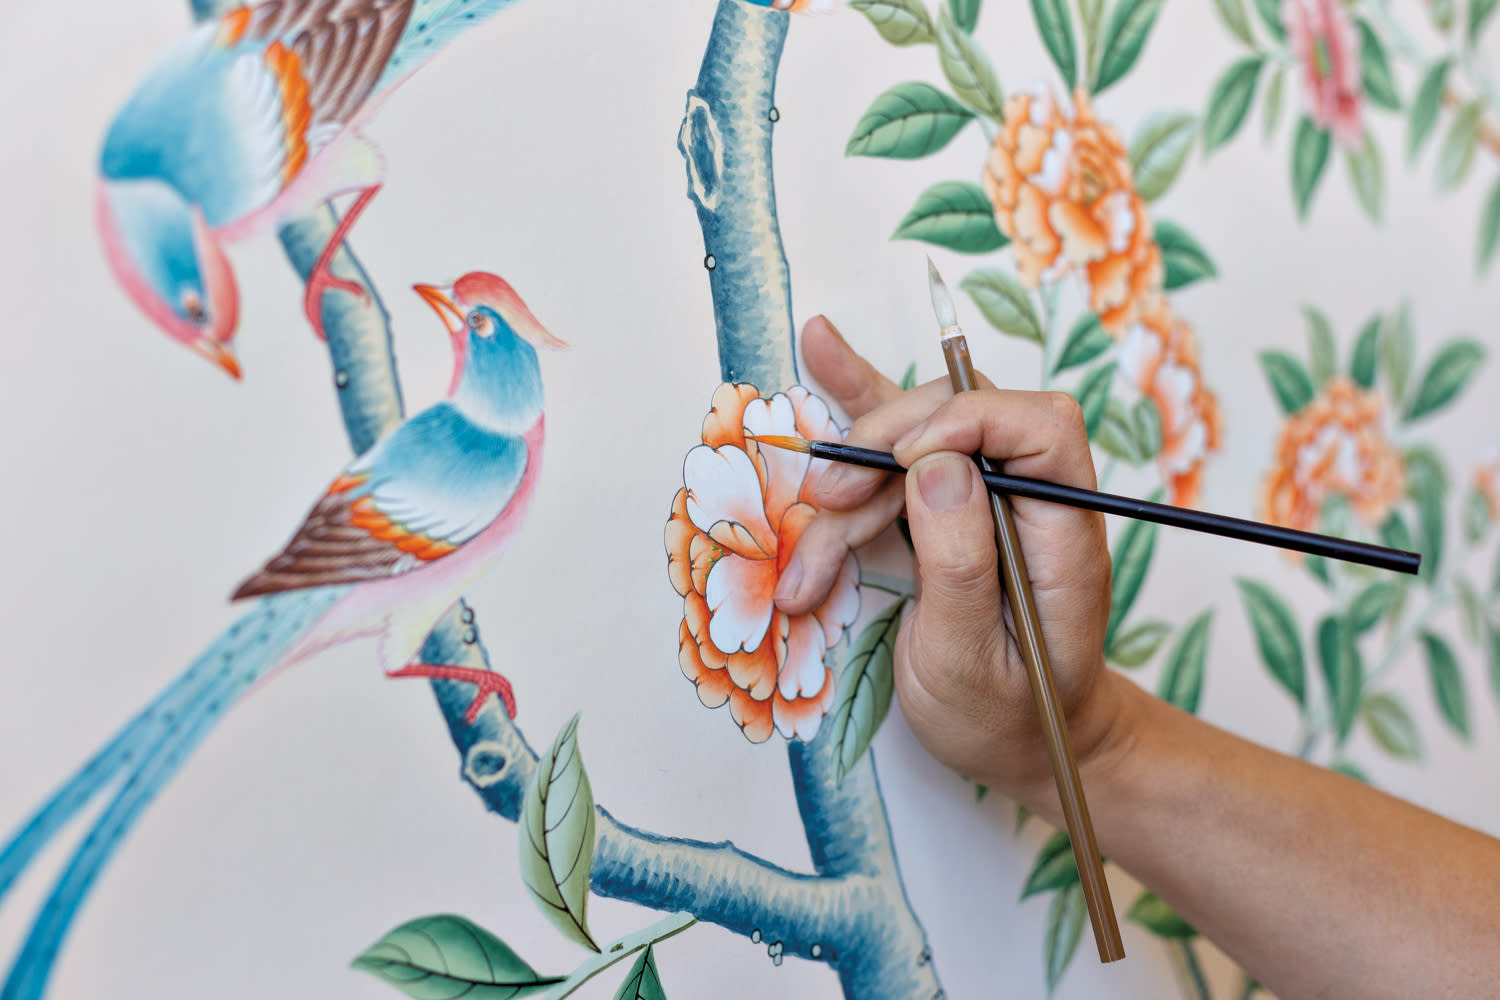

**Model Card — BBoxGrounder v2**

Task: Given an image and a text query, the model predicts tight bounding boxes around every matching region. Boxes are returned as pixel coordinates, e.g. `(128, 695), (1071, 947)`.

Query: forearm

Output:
(1025, 671), (1500, 998)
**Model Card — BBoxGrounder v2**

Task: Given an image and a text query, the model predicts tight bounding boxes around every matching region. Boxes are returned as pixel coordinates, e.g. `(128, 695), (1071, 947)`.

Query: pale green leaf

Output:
(1107, 619), (1172, 668)
(831, 598), (907, 783)
(1094, 0), (1166, 95)
(352, 915), (564, 1000)
(1132, 396), (1162, 458)
(936, 7), (1005, 119)
(1292, 115), (1332, 219)
(1262, 66), (1286, 140)
(1478, 176), (1500, 274)
(1318, 616), (1363, 746)
(1130, 112), (1197, 200)
(1349, 313), (1381, 388)
(1422, 631), (1470, 739)
(1470, 0), (1499, 42)
(612, 945), (667, 1000)
(1212, 0), (1255, 46)
(1079, 0), (1105, 87)
(1127, 891), (1197, 938)
(1031, 0), (1078, 88)
(1303, 305), (1337, 384)
(1380, 303), (1415, 406)
(1259, 349), (1316, 414)
(1348, 580), (1398, 635)
(1251, 0), (1284, 40)
(846, 82), (975, 159)
(1105, 503), (1161, 648)
(1045, 885), (1087, 994)
(849, 0), (937, 46)
(1094, 399), (1143, 465)
(1022, 830), (1080, 899)
(1054, 312), (1112, 373)
(520, 714), (600, 952)
(1357, 20), (1400, 110)
(1344, 130), (1384, 222)
(1201, 56), (1264, 152)
(1436, 101), (1483, 191)
(1404, 339), (1485, 421)
(1408, 59), (1452, 160)
(1074, 361), (1117, 438)
(959, 268), (1043, 343)
(892, 180), (1008, 253)
(1157, 611), (1214, 714)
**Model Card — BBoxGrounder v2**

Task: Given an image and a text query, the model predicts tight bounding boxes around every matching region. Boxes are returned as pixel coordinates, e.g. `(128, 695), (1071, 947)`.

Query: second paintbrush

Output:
(747, 435), (1420, 576)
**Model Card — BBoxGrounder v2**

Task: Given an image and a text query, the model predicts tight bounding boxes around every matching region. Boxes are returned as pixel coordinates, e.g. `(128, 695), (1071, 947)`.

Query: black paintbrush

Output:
(748, 435), (1420, 576)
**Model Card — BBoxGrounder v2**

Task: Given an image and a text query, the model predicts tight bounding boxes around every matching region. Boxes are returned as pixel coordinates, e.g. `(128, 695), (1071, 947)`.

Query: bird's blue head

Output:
(414, 272), (567, 431)
(96, 179), (242, 378)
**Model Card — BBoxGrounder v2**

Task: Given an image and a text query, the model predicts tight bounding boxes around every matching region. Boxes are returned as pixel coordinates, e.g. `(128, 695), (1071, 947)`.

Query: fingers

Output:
(774, 477), (906, 615)
(801, 316), (902, 420)
(892, 389), (1098, 489)
(900, 453), (1006, 687)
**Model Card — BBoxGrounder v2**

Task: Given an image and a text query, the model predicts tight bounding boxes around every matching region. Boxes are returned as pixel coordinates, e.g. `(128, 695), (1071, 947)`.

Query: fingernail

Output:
(893, 421), (928, 453)
(915, 454), (974, 513)
(775, 554), (804, 603)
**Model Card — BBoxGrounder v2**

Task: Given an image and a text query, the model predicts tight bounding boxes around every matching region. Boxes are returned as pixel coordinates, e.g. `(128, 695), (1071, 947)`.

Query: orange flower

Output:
(982, 87), (1163, 333)
(1473, 446), (1500, 518)
(1260, 376), (1405, 535)
(666, 383), (860, 743)
(1117, 296), (1222, 507)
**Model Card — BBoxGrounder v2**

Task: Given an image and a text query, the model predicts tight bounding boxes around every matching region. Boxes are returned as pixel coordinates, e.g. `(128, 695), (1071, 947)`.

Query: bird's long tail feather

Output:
(0, 588), (343, 1000)
(380, 0), (530, 88)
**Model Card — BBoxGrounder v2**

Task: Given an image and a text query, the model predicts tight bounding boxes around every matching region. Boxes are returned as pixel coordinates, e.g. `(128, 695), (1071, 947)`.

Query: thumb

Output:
(903, 453), (1006, 684)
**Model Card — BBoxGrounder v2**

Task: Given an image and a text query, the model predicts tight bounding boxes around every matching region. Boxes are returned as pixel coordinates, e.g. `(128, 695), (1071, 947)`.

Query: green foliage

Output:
(1212, 0), (1255, 46)
(1356, 20), (1400, 111)
(1126, 891), (1197, 938)
(1031, 0), (1078, 88)
(1251, 0), (1284, 40)
(1303, 306), (1337, 385)
(1317, 616), (1363, 746)
(1404, 339), (1485, 422)
(1094, 399), (1148, 466)
(960, 268), (1044, 343)
(612, 946), (668, 1000)
(1380, 303), (1415, 406)
(900, 361), (918, 390)
(949, 0), (980, 33)
(1262, 66), (1286, 140)
(1130, 112), (1198, 200)
(1349, 314), (1382, 389)
(846, 83), (975, 159)
(1470, 0), (1499, 43)
(1236, 579), (1306, 706)
(1105, 502), (1161, 649)
(1292, 116), (1333, 219)
(352, 915), (564, 999)
(1157, 611), (1214, 713)
(1421, 631), (1470, 740)
(936, 6), (1005, 119)
(1361, 692), (1422, 760)
(1344, 131), (1385, 222)
(1480, 176), (1500, 274)
(1436, 101), (1483, 191)
(1155, 220), (1218, 289)
(1408, 60), (1452, 161)
(1107, 619), (1172, 668)
(849, 0), (936, 46)
(1201, 55), (1264, 153)
(1045, 884), (1086, 994)
(1054, 312), (1112, 374)
(1132, 398), (1163, 459)
(1347, 580), (1399, 635)
(830, 598), (908, 783)
(1022, 830), (1080, 898)
(1074, 362), (1117, 438)
(520, 714), (600, 952)
(1093, 0), (1165, 95)
(1258, 350), (1316, 414)
(892, 180), (1009, 253)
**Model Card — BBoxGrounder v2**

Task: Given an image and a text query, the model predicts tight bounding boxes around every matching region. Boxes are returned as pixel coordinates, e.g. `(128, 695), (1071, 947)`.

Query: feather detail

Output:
(263, 41), (311, 185)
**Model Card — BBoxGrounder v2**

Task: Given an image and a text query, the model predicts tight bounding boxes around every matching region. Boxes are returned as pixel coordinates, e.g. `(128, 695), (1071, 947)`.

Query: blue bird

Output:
(97, 0), (526, 378)
(0, 272), (567, 999)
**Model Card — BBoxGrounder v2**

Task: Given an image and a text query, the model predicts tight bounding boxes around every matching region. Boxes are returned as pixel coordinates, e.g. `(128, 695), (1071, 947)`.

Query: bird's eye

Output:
(467, 311), (484, 331)
(181, 291), (207, 324)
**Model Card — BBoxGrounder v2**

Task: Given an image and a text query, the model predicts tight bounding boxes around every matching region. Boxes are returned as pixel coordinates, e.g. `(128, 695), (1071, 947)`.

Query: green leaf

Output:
(900, 361), (918, 390)
(1079, 0), (1105, 86)
(1470, 0), (1499, 43)
(1380, 303), (1415, 407)
(1094, 399), (1144, 465)
(830, 597), (907, 783)
(1105, 506), (1160, 648)
(960, 268), (1044, 343)
(1329, 759), (1372, 784)
(1201, 56), (1264, 152)
(846, 82), (975, 159)
(1349, 313), (1381, 388)
(1357, 20), (1401, 111)
(1457, 576), (1486, 642)
(1094, 0), (1166, 95)
(1344, 130), (1384, 223)
(1488, 624), (1500, 707)
(1436, 100), (1484, 191)
(1130, 112), (1198, 201)
(1348, 580), (1398, 635)
(1292, 116), (1333, 219)
(1305, 553), (1332, 588)
(1126, 891), (1197, 938)
(1055, 312), (1112, 373)
(1132, 397), (1163, 459)
(1303, 306), (1337, 385)
(1107, 619), (1172, 668)
(1362, 693), (1422, 760)
(1382, 508), (1414, 552)
(936, 7), (1005, 119)
(1431, 0), (1457, 31)
(1406, 446), (1448, 580)
(1044, 885), (1087, 994)
(1074, 362), (1117, 439)
(892, 180), (1009, 253)
(1031, 0), (1078, 88)
(1212, 0), (1255, 46)
(1258, 350), (1317, 414)
(849, 0), (937, 46)
(1251, 0), (1284, 40)
(1464, 485), (1492, 544)
(1155, 219), (1218, 289)
(1422, 631), (1470, 739)
(1016, 803), (1033, 831)
(975, 782), (989, 802)
(352, 915), (565, 1000)
(520, 714), (600, 952)
(1479, 176), (1500, 274)
(1404, 339), (1485, 421)
(1262, 65), (1286, 141)
(1237, 579), (1306, 705)
(949, 0), (980, 32)
(1157, 610), (1214, 714)
(1022, 830), (1080, 899)
(1317, 615), (1362, 745)
(612, 945), (667, 1000)
(1408, 59), (1452, 160)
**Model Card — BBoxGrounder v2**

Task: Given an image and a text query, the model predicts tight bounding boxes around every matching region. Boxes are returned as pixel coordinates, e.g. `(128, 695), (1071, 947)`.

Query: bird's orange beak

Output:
(413, 284), (465, 335)
(194, 339), (242, 380)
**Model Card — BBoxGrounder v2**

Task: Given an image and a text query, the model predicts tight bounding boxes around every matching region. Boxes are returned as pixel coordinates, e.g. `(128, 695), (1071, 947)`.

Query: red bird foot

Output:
(387, 663), (517, 722)
(302, 185), (382, 340)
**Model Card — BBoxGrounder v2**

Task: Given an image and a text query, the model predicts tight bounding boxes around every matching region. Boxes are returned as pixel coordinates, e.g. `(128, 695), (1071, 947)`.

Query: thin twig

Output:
(538, 912), (698, 999)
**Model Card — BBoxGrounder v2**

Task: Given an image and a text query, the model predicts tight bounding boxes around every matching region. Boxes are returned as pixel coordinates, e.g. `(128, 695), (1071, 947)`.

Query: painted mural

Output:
(1, 1), (1498, 998)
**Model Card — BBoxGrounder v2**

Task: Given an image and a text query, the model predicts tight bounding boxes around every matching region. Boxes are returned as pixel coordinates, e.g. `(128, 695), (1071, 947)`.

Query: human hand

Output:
(777, 316), (1126, 806)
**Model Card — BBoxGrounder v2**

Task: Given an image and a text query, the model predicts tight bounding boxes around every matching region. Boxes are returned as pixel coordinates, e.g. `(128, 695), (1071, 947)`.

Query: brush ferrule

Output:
(939, 324), (964, 341)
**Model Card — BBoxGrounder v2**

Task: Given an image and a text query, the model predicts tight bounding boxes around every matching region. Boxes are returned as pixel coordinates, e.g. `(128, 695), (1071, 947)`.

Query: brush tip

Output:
(926, 257), (958, 330)
(745, 434), (813, 454)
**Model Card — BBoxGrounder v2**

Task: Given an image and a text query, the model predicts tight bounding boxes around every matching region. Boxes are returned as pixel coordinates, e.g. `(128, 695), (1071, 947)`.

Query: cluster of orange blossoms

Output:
(981, 87), (1220, 507)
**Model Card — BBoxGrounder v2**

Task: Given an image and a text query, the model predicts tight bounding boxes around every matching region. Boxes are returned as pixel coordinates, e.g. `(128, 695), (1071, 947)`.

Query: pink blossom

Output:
(1283, 0), (1365, 147)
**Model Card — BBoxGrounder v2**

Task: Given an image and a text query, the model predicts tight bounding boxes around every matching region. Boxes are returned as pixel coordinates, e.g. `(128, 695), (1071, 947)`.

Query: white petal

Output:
(683, 444), (774, 555)
(705, 553), (776, 654)
(778, 614), (827, 700)
(813, 555), (861, 645)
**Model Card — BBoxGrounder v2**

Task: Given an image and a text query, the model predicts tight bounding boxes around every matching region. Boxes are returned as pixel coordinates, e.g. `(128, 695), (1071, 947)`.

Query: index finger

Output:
(801, 315), (903, 419)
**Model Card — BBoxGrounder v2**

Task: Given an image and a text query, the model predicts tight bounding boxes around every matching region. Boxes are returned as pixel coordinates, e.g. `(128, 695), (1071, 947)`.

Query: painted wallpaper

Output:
(1, 1), (1498, 998)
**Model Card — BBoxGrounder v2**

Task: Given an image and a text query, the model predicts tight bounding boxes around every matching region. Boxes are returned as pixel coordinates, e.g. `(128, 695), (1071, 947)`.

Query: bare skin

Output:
(777, 315), (1500, 999)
